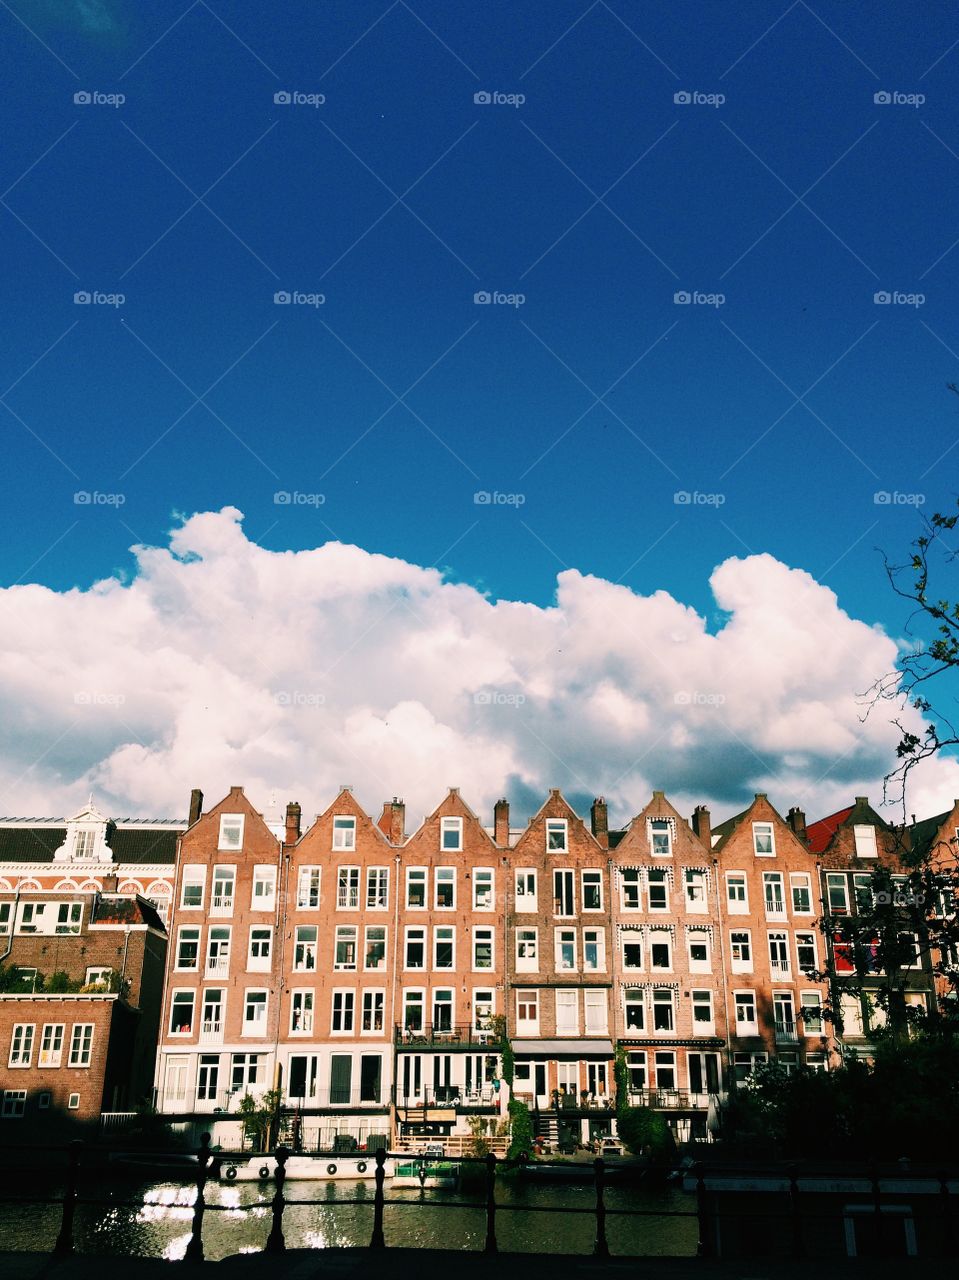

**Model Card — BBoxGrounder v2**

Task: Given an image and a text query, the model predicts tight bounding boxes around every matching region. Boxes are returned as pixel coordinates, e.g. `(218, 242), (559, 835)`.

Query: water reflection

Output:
(0, 1173), (696, 1258)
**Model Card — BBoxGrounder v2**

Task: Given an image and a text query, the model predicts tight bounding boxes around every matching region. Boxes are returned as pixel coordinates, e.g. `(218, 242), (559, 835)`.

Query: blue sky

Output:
(2, 2), (959, 821)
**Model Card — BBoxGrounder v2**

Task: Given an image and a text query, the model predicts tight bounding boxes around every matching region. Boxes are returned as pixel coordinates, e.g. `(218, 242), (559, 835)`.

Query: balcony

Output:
(775, 1018), (798, 1042)
(394, 1023), (498, 1048)
(395, 1084), (498, 1109)
(626, 1088), (727, 1110)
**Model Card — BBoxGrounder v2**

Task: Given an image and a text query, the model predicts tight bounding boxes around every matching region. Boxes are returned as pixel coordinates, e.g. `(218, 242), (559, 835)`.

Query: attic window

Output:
(218, 814), (244, 851)
(546, 819), (568, 852)
(753, 823), (775, 856)
(853, 825), (878, 858)
(648, 818), (674, 857)
(74, 830), (95, 859)
(441, 817), (463, 851)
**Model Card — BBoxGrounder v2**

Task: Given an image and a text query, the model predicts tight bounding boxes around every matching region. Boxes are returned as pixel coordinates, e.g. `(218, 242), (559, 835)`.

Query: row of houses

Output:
(0, 784), (955, 1150)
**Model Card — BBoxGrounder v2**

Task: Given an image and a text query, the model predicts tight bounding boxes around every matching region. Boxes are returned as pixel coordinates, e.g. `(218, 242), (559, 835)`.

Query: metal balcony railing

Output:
(394, 1084), (498, 1108)
(394, 1023), (499, 1047)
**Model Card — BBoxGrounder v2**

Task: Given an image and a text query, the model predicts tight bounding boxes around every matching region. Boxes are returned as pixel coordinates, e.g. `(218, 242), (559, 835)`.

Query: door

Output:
(360, 1055), (381, 1104)
(534, 1063), (548, 1108)
(289, 1054), (318, 1103)
(163, 1055), (190, 1113)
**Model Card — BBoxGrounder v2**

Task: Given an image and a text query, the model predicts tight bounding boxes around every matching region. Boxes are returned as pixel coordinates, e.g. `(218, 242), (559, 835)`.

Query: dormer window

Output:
(546, 819), (568, 852)
(649, 819), (673, 857)
(441, 817), (463, 851)
(218, 814), (244, 851)
(74, 830), (95, 859)
(853, 825), (878, 858)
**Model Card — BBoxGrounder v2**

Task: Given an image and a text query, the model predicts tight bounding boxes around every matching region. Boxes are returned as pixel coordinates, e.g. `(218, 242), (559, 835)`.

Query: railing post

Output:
(938, 1170), (953, 1255)
(484, 1152), (498, 1254)
(695, 1162), (713, 1258)
(787, 1163), (804, 1259)
(54, 1140), (83, 1257)
(266, 1146), (288, 1253)
(871, 1165), (884, 1253)
(593, 1157), (609, 1257)
(370, 1147), (387, 1249)
(184, 1132), (210, 1264)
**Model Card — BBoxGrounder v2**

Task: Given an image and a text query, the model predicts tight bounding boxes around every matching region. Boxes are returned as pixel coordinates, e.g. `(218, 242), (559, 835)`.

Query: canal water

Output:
(0, 1173), (697, 1258)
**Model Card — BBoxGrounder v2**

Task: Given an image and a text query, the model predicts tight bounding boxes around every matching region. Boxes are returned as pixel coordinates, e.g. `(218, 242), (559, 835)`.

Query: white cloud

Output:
(1, 506), (956, 830)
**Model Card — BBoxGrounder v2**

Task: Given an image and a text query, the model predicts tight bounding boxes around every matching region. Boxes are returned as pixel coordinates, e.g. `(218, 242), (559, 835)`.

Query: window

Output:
(654, 1051), (676, 1089)
(362, 990), (385, 1033)
(434, 925), (455, 969)
(231, 1053), (262, 1090)
(691, 990), (714, 1034)
(796, 931), (817, 974)
(515, 870), (537, 910)
(206, 926), (230, 974)
(773, 992), (796, 1039)
(584, 989), (608, 1034)
(583, 927), (605, 971)
(294, 925), (317, 971)
(330, 1054), (353, 1104)
(726, 872), (748, 913)
(441, 816), (463, 851)
(403, 989), (424, 1031)
(333, 815), (356, 851)
(555, 928), (577, 971)
(1, 1091), (26, 1119)
(331, 990), (355, 1033)
(840, 993), (864, 1036)
(252, 866), (276, 911)
(622, 931), (643, 970)
(649, 818), (672, 857)
(406, 868), (427, 908)
(9, 1024), (34, 1067)
(833, 931), (855, 975)
(170, 990), (195, 1034)
(763, 872), (785, 917)
(432, 988), (454, 1031)
(38, 1092), (50, 1110)
(898, 931), (921, 968)
(218, 814), (244, 850)
(769, 931), (790, 977)
(753, 822), (775, 856)
(854, 824), (878, 858)
(620, 868), (641, 910)
(688, 932), (711, 972)
(337, 866), (360, 909)
(730, 930), (752, 972)
(826, 873), (849, 915)
(733, 1050), (767, 1080)
(176, 926), (200, 970)
(553, 869), (574, 916)
(684, 869), (708, 912)
(435, 867), (455, 909)
(181, 866), (205, 909)
(243, 991), (268, 1034)
(734, 991), (757, 1031)
(516, 989), (539, 1033)
(853, 873), (873, 911)
(473, 927), (494, 969)
(556, 989), (578, 1034)
(68, 1024), (94, 1067)
(290, 990), (313, 1034)
(546, 818), (568, 852)
(582, 870), (603, 911)
(197, 1054), (220, 1102)
(473, 989), (494, 1032)
(366, 867), (389, 909)
(626, 1050), (646, 1092)
(516, 927), (538, 971)
(647, 869), (669, 911)
(0, 903), (9, 935)
(248, 926), (272, 971)
(650, 930), (672, 970)
(201, 989), (223, 1036)
(800, 991), (822, 1034)
(624, 988), (645, 1032)
(297, 867), (321, 909)
(211, 866), (235, 913)
(74, 829), (95, 858)
(56, 903), (82, 934)
(39, 1024), (64, 1068)
(652, 989), (674, 1032)
(790, 873), (812, 914)
(18, 902), (45, 933)
(405, 926), (426, 970)
(334, 925), (358, 971)
(473, 867), (494, 910)
(364, 925), (387, 970)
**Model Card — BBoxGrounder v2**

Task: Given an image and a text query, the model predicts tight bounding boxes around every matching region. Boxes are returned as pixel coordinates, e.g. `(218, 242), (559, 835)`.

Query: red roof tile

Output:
(806, 806), (854, 854)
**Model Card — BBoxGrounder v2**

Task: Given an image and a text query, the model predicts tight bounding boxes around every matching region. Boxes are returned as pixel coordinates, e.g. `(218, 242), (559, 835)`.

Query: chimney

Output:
(494, 798), (510, 846)
(285, 801), (301, 845)
(590, 797), (609, 848)
(188, 789), (203, 826)
(377, 798), (405, 844)
(691, 804), (711, 846)
(103, 872), (118, 893)
(788, 807), (807, 839)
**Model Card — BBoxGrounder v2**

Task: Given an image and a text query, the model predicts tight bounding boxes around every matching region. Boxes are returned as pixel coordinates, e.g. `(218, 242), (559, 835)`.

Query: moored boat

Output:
(219, 1153), (393, 1182)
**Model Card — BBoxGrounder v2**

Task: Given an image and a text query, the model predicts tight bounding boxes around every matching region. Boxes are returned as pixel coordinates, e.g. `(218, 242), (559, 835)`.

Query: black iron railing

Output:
(394, 1023), (499, 1047)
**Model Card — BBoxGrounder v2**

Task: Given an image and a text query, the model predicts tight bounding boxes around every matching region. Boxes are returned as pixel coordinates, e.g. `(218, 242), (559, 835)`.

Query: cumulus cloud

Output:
(1, 506), (956, 829)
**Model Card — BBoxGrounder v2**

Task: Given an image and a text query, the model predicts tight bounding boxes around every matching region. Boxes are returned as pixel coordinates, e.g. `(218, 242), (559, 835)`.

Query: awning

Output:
(513, 1039), (614, 1058)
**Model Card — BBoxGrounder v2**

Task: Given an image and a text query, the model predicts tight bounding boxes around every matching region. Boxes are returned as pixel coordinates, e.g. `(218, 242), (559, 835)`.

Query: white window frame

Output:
(515, 869), (537, 911)
(406, 866), (427, 909)
(332, 815), (356, 851)
(581, 869), (603, 911)
(753, 822), (775, 856)
(362, 988), (385, 1034)
(210, 865), (235, 914)
(790, 873), (813, 915)
(730, 929), (753, 973)
(583, 927), (606, 972)
(515, 926), (538, 972)
(252, 865), (276, 911)
(337, 866), (360, 910)
(218, 813), (244, 851)
(584, 989), (607, 1034)
(684, 868), (708, 913)
(763, 871), (786, 918)
(39, 1023), (64, 1068)
(180, 866), (206, 910)
(725, 872), (748, 913)
(293, 924), (318, 971)
(473, 926), (494, 971)
(546, 818), (568, 852)
(624, 988), (645, 1033)
(404, 926), (426, 971)
(68, 1023), (94, 1068)
(555, 988), (578, 1035)
(800, 990), (823, 1035)
(768, 930), (791, 978)
(242, 990), (268, 1036)
(175, 925), (201, 971)
(554, 926), (577, 972)
(620, 868), (642, 911)
(169, 989), (195, 1036)
(853, 824), (878, 858)
(434, 866), (456, 910)
(441, 816), (463, 851)
(691, 989), (714, 1034)
(649, 929), (673, 972)
(647, 869), (669, 912)
(248, 926), (273, 972)
(651, 988), (675, 1033)
(734, 990), (758, 1032)
(473, 867), (494, 911)
(8, 1024), (34, 1068)
(364, 925), (387, 971)
(687, 931), (712, 973)
(1, 1091), (26, 1119)
(206, 925), (231, 975)
(334, 925), (358, 971)
(516, 989), (539, 1034)
(433, 924), (455, 971)
(331, 989), (355, 1034)
(796, 931), (818, 974)
(296, 866), (321, 909)
(622, 930), (643, 971)
(366, 866), (389, 910)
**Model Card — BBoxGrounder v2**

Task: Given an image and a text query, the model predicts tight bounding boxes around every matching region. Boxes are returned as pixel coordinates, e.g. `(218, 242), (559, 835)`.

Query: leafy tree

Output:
(616, 1106), (676, 1160)
(237, 1089), (282, 1152)
(506, 1099), (533, 1162)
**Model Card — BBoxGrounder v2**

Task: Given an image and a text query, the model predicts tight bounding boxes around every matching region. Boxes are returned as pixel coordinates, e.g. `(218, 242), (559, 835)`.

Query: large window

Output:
(331, 990), (355, 1033)
(8, 1024), (34, 1068)
(726, 872), (748, 913)
(583, 927), (605, 971)
(649, 930), (672, 970)
(406, 868), (427, 908)
(297, 867), (321, 909)
(243, 990), (268, 1034)
(366, 867), (389, 909)
(252, 866), (276, 911)
(181, 866), (205, 909)
(176, 926), (200, 970)
(752, 822), (775, 856)
(826, 873), (849, 915)
(691, 990), (714, 1034)
(553, 869), (574, 916)
(734, 991), (757, 1031)
(248, 926), (272, 971)
(555, 927), (577, 971)
(335, 926), (358, 971)
(434, 925), (455, 970)
(853, 824), (878, 858)
(39, 1024), (64, 1068)
(68, 1024), (93, 1068)
(294, 925), (317, 971)
(211, 866), (235, 913)
(516, 989), (539, 1033)
(581, 870), (603, 910)
(170, 990), (195, 1034)
(515, 870), (537, 911)
(516, 927), (538, 971)
(730, 930), (752, 972)
(405, 926), (426, 970)
(790, 873), (812, 915)
(362, 990), (385, 1033)
(688, 931), (711, 973)
(291, 990), (313, 1034)
(684, 868), (708, 912)
(796, 931), (817, 974)
(218, 814), (244, 850)
(201, 989), (223, 1036)
(441, 817), (463, 851)
(647, 869), (669, 911)
(364, 925), (387, 970)
(206, 926), (231, 974)
(622, 930), (643, 970)
(473, 927), (494, 970)
(333, 816), (356, 851)
(55, 903), (82, 934)
(556, 989), (578, 1034)
(584, 989), (607, 1034)
(768, 931), (790, 977)
(473, 867), (494, 910)
(337, 867), (360, 910)
(546, 818), (568, 852)
(652, 989), (674, 1032)
(800, 991), (822, 1034)
(620, 868), (641, 911)
(403, 989), (424, 1032)
(435, 867), (455, 909)
(649, 819), (672, 857)
(763, 872), (785, 917)
(625, 989), (645, 1032)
